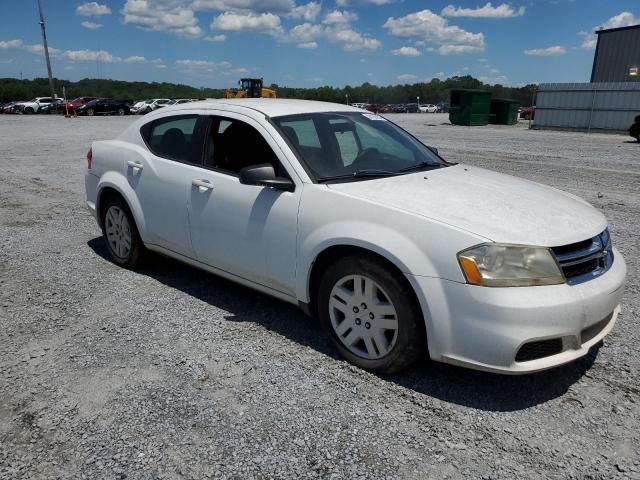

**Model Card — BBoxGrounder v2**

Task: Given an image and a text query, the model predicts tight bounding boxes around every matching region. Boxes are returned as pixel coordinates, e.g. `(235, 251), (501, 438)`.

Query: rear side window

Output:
(141, 115), (205, 165)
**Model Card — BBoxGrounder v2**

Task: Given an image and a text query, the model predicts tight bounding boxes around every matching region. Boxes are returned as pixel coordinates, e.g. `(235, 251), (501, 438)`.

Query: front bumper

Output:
(408, 247), (626, 374)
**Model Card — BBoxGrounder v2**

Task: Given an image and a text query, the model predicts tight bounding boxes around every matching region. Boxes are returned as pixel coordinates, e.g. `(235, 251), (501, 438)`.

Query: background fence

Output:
(534, 82), (640, 132)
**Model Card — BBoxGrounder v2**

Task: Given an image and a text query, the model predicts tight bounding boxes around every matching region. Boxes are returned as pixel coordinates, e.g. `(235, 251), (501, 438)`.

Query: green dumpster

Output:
(449, 89), (491, 126)
(489, 99), (520, 125)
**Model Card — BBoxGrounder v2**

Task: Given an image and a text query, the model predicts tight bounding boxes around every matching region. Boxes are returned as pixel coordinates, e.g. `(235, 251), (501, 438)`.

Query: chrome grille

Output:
(551, 229), (613, 285)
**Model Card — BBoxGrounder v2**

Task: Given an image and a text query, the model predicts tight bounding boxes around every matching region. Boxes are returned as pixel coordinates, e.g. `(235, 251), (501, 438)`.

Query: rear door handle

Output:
(192, 179), (213, 191)
(127, 160), (143, 171)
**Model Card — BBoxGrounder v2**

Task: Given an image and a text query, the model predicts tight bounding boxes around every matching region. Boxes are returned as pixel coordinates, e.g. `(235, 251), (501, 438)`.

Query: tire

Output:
(317, 255), (425, 373)
(117, 108), (126, 116)
(24, 107), (34, 114)
(87, 108), (95, 116)
(101, 195), (144, 268)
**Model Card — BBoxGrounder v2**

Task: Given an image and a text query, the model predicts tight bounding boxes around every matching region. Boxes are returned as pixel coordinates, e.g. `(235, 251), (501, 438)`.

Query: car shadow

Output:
(88, 237), (599, 413)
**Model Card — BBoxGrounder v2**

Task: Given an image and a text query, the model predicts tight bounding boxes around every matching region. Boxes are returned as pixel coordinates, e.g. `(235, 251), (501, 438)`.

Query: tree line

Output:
(0, 76), (537, 107)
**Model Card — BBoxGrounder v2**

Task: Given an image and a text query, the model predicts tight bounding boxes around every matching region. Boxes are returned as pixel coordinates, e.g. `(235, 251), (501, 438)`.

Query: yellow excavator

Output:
(224, 78), (277, 99)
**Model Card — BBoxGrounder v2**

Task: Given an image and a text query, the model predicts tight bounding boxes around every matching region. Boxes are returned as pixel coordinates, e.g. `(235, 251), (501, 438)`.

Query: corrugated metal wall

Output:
(534, 82), (640, 132)
(591, 27), (640, 83)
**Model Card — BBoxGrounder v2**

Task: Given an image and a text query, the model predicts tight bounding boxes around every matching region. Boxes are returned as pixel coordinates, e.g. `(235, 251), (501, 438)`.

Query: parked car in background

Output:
(38, 98), (65, 114)
(76, 98), (132, 116)
(1, 101), (21, 114)
(437, 102), (449, 113)
(173, 99), (198, 105)
(84, 98), (625, 375)
(61, 97), (101, 114)
(131, 98), (174, 114)
(419, 104), (438, 113)
(630, 114), (640, 142)
(377, 104), (395, 114)
(519, 106), (535, 120)
(14, 97), (56, 114)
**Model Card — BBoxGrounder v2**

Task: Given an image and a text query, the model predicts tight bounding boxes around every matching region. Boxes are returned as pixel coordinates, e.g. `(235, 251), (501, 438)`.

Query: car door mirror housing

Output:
(239, 164), (294, 192)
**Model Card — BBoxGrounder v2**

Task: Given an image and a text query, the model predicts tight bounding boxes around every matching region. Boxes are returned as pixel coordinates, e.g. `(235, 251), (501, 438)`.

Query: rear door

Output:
(129, 114), (207, 256)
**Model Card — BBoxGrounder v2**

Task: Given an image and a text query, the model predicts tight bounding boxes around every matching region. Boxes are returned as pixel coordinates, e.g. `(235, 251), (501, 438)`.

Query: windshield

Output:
(273, 112), (445, 181)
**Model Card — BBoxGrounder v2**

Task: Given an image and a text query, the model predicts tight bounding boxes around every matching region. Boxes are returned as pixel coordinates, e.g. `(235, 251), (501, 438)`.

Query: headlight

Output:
(457, 244), (565, 287)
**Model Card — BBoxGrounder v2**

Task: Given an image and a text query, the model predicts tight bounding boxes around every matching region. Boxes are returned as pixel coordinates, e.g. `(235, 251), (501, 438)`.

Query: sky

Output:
(0, 0), (638, 88)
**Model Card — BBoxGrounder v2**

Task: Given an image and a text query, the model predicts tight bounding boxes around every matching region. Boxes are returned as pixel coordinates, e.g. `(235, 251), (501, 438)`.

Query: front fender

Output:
(297, 220), (437, 302)
(96, 171), (148, 242)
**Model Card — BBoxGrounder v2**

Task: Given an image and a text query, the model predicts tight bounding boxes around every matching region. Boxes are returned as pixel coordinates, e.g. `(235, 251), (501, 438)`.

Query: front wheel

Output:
(317, 256), (425, 373)
(87, 108), (95, 116)
(101, 196), (144, 267)
(117, 108), (126, 116)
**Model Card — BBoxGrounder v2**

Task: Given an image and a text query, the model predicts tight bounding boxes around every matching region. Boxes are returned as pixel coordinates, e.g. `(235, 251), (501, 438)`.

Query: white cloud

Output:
(391, 46), (421, 56)
(326, 26), (381, 51)
(336, 0), (391, 6)
(61, 49), (120, 62)
(305, 77), (323, 82)
(123, 55), (164, 64)
(297, 41), (317, 48)
(211, 12), (284, 36)
(204, 34), (227, 41)
(438, 44), (484, 55)
(175, 58), (249, 77)
(581, 11), (640, 49)
(441, 2), (525, 18)
(122, 0), (204, 38)
(76, 2), (112, 16)
(24, 44), (61, 55)
(0, 39), (24, 49)
(397, 73), (417, 82)
(323, 10), (358, 24)
(192, 0), (294, 14)
(524, 45), (566, 56)
(289, 22), (324, 42)
(81, 21), (104, 29)
(289, 2), (321, 21)
(384, 10), (485, 54)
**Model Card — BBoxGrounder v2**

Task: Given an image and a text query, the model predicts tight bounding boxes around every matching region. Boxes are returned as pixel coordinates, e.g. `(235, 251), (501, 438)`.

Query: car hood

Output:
(327, 164), (606, 246)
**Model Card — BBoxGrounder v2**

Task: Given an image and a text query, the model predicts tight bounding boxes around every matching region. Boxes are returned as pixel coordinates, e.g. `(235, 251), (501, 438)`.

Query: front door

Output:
(188, 115), (300, 295)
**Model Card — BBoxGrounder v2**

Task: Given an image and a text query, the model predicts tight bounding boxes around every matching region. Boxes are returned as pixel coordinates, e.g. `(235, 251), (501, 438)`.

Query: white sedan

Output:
(419, 104), (438, 113)
(84, 99), (626, 374)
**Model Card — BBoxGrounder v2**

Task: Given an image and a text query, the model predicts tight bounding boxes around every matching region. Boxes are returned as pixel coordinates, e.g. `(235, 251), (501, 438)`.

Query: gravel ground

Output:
(1, 113), (638, 480)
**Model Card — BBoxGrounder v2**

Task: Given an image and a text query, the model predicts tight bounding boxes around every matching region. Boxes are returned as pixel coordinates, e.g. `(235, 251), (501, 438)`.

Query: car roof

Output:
(170, 98), (363, 118)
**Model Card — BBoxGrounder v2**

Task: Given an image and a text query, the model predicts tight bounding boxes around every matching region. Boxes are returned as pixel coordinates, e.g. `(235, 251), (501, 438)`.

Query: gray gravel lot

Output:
(1, 113), (639, 479)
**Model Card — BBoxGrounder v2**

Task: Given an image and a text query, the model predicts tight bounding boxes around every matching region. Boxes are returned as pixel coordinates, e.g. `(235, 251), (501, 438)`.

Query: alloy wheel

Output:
(328, 274), (399, 360)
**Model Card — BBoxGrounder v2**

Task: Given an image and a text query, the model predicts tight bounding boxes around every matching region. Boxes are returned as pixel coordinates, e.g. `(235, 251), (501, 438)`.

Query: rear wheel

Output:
(87, 108), (95, 116)
(101, 196), (144, 268)
(317, 256), (425, 373)
(117, 108), (126, 116)
(24, 107), (34, 114)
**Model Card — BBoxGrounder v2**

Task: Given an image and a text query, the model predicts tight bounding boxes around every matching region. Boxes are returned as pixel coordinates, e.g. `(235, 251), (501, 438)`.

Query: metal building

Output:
(591, 25), (640, 83)
(534, 82), (640, 132)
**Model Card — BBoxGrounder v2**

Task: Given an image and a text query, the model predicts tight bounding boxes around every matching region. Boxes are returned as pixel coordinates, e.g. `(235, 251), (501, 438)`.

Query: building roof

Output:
(595, 24), (640, 35)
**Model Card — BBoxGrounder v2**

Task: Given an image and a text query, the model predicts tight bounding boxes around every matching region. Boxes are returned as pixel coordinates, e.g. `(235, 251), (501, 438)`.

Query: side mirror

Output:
(427, 146), (439, 155)
(239, 164), (294, 192)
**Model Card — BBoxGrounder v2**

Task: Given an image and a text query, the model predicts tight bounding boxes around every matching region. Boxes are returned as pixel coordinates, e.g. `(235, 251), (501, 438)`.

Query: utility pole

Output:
(37, 0), (56, 99)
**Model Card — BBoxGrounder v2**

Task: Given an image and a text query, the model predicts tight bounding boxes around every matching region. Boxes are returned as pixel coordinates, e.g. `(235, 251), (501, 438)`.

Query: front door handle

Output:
(127, 160), (143, 171)
(192, 179), (213, 191)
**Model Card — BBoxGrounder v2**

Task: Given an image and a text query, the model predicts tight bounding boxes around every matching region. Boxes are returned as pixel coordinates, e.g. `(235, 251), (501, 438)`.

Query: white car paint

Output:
(16, 96), (56, 113)
(85, 98), (626, 374)
(419, 104), (437, 113)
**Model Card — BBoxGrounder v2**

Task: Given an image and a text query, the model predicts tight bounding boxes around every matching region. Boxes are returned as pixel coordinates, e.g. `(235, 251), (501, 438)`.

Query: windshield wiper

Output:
(317, 169), (401, 183)
(397, 162), (446, 173)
